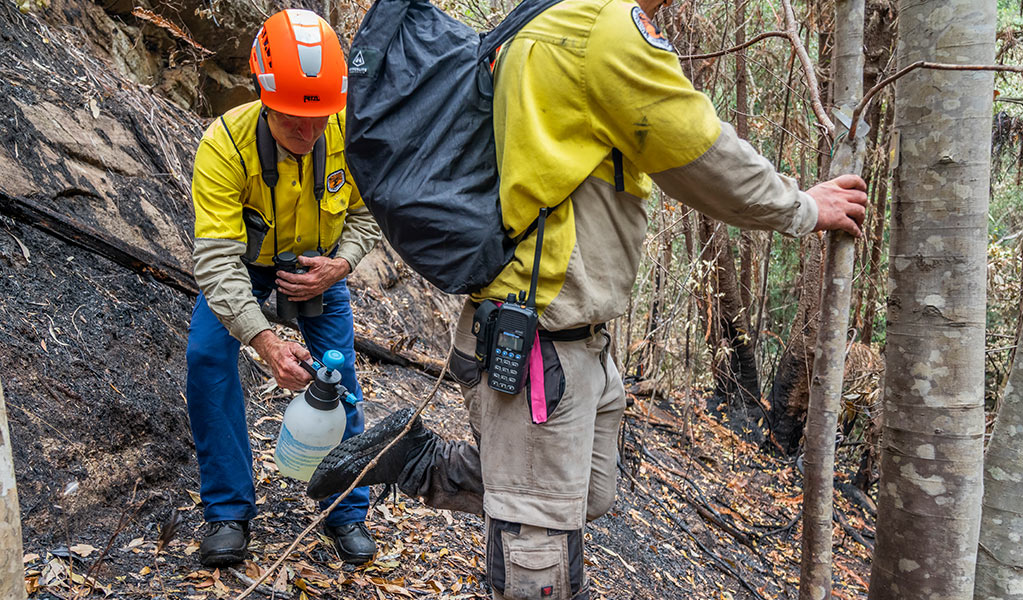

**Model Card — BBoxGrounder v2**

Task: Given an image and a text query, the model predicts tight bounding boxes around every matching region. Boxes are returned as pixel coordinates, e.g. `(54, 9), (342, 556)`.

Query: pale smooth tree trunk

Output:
(1, 379), (26, 600)
(975, 349), (1023, 599)
(868, 1), (994, 598)
(799, 0), (865, 597)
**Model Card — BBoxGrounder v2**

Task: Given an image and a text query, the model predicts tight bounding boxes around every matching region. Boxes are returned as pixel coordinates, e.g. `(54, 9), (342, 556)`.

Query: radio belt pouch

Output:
(241, 207), (270, 264)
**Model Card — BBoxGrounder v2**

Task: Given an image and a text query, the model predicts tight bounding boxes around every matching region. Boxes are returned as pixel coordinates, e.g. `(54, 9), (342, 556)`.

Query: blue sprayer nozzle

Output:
(321, 349), (345, 372)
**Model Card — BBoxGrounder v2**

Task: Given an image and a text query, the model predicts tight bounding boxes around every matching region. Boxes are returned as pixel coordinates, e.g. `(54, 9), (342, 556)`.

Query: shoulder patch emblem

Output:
(327, 168), (346, 193)
(631, 7), (674, 52)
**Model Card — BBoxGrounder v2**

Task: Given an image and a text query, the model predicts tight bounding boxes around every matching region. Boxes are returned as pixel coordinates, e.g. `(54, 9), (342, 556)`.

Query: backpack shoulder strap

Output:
(479, 0), (566, 59)
(312, 135), (326, 203)
(255, 109), (279, 189)
(612, 148), (624, 192)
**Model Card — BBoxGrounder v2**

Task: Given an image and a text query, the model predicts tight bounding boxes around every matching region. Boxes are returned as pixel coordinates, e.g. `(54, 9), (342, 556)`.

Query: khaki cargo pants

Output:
(429, 301), (626, 600)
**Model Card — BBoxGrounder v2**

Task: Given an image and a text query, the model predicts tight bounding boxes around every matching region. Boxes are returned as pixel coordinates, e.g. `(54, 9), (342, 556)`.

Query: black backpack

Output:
(343, 0), (564, 295)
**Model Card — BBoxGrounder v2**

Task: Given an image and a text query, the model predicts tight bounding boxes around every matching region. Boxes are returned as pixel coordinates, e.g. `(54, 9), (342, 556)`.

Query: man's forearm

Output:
(334, 205), (382, 271)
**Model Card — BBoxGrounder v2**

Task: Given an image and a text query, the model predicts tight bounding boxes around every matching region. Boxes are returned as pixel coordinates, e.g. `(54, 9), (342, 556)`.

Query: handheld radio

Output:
(484, 207), (548, 394)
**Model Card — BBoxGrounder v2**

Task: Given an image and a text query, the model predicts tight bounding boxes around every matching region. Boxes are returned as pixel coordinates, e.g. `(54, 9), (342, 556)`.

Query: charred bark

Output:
(699, 216), (762, 439)
(767, 234), (824, 454)
(0, 192), (198, 297)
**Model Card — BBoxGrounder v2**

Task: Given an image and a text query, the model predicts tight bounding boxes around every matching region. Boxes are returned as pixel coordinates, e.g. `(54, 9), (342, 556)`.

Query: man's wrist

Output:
(333, 257), (352, 280)
(249, 329), (279, 357)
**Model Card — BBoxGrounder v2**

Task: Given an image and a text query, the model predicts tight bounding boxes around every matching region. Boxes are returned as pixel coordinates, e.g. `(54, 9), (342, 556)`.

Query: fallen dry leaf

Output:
(69, 543), (97, 558)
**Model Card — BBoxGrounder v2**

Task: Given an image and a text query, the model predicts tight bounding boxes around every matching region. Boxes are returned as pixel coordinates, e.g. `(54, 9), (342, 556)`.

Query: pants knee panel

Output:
(487, 519), (587, 600)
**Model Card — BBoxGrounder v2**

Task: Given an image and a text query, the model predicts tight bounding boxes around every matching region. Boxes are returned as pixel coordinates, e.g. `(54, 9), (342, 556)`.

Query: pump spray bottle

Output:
(274, 349), (358, 481)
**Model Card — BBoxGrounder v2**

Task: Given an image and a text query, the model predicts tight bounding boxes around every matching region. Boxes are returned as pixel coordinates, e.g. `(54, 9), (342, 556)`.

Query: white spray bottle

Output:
(274, 349), (358, 481)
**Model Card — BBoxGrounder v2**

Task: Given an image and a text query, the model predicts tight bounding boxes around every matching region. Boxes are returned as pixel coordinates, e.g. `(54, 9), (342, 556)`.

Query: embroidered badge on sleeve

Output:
(631, 6), (674, 52)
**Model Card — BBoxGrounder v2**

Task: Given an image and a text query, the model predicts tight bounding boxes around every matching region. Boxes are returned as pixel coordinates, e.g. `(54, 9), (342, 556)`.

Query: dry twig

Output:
(677, 31), (788, 60)
(779, 0), (835, 136)
(849, 61), (1023, 138)
(131, 8), (213, 55)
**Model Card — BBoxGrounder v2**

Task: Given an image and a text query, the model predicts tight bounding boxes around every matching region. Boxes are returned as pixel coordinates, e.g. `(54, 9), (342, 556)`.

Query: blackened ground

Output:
(0, 217), (196, 544)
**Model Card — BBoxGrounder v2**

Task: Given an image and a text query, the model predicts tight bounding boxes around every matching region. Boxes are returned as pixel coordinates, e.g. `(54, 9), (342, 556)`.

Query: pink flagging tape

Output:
(529, 330), (547, 424)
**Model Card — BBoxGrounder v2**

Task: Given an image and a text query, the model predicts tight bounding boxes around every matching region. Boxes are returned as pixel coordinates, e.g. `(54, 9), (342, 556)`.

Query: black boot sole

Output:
(200, 547), (247, 567)
(308, 408), (417, 500)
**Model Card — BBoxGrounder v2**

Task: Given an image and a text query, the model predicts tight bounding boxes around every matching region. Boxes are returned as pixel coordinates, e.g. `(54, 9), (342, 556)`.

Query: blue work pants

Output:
(185, 264), (369, 527)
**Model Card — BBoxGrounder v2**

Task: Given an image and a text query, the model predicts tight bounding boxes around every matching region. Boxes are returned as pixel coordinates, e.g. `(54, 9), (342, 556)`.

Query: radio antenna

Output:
(526, 207), (547, 309)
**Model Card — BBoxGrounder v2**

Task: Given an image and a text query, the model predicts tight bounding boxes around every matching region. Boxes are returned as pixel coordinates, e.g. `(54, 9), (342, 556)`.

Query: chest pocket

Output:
(320, 162), (353, 247)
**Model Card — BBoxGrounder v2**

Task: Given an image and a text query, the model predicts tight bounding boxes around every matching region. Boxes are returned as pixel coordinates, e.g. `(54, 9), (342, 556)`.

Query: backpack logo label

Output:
(631, 7), (674, 52)
(349, 48), (380, 77)
(327, 168), (346, 193)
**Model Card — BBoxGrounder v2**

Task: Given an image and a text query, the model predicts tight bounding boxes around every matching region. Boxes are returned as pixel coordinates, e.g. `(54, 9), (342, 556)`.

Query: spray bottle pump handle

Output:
(300, 350), (346, 379)
(299, 360), (319, 378)
(320, 350), (345, 372)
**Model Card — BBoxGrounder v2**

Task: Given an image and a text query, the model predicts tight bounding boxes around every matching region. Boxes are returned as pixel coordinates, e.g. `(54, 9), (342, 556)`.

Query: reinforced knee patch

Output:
(486, 519), (587, 600)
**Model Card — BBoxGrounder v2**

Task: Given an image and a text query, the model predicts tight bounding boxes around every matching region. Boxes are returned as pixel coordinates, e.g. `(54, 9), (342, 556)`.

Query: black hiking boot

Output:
(198, 520), (250, 567)
(307, 408), (437, 500)
(324, 522), (378, 564)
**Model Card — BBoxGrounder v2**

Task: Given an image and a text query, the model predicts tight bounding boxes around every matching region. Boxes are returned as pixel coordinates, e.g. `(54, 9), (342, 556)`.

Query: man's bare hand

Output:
(276, 256), (351, 302)
(249, 330), (312, 390)
(808, 174), (868, 237)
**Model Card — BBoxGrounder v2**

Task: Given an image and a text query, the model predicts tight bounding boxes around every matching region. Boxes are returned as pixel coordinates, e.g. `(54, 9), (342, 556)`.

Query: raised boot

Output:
(308, 408), (437, 500)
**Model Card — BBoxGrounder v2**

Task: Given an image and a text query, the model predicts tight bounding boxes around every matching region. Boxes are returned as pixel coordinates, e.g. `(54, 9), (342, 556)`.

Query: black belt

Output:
(467, 300), (603, 341)
(539, 323), (605, 342)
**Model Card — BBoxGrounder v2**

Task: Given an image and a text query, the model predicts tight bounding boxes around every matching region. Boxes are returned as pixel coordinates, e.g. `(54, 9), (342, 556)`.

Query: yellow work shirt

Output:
(191, 100), (380, 342)
(477, 0), (816, 330)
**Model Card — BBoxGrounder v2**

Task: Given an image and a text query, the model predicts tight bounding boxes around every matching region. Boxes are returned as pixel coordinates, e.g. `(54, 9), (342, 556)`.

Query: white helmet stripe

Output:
(258, 73), (276, 92)
(285, 9), (324, 77)
(292, 24), (321, 44)
(341, 76), (348, 94)
(253, 29), (266, 73)
(285, 9), (320, 26)
(296, 45), (322, 77)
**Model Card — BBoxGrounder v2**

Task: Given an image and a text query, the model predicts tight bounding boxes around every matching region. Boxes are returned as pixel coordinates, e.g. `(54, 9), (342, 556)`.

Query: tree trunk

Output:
(868, 1), (994, 598)
(700, 216), (761, 437)
(799, 0), (866, 596)
(768, 234), (824, 454)
(734, 0), (758, 332)
(1, 379), (26, 600)
(975, 347), (1023, 599)
(860, 101), (893, 344)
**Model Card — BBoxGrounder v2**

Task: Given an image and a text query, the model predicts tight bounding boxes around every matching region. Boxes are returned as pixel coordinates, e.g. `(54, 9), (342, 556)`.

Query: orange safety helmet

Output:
(249, 9), (348, 117)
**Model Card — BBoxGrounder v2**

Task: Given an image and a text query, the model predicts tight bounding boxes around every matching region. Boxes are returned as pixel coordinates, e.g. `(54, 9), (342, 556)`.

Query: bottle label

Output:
(274, 423), (337, 479)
